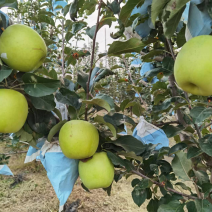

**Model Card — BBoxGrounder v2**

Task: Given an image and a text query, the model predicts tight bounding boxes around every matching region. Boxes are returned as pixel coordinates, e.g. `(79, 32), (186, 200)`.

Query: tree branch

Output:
(4, 151), (28, 155)
(155, 121), (179, 127)
(132, 170), (197, 200)
(61, 20), (65, 78)
(85, 0), (102, 121)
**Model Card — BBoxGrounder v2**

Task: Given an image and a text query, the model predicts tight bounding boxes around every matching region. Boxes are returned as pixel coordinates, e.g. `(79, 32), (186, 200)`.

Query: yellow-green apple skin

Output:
(59, 120), (99, 159)
(0, 24), (47, 72)
(0, 89), (28, 133)
(79, 152), (114, 189)
(174, 35), (212, 96)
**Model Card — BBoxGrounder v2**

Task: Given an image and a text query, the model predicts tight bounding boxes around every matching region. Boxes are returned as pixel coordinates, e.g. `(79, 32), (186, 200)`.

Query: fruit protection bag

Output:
(24, 139), (79, 212)
(0, 165), (13, 176)
(132, 116), (169, 150)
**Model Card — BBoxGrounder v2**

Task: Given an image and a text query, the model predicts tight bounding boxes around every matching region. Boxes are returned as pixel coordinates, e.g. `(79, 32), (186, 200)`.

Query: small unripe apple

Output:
(0, 89), (28, 133)
(0, 24), (47, 72)
(174, 35), (212, 96)
(79, 152), (114, 189)
(59, 120), (99, 159)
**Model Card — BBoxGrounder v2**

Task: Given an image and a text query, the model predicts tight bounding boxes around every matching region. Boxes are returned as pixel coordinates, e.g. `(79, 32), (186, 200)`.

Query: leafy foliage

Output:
(1, 0), (212, 211)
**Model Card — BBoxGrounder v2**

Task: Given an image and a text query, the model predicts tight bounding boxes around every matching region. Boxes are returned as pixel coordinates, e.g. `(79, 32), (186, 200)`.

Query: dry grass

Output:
(0, 147), (145, 212)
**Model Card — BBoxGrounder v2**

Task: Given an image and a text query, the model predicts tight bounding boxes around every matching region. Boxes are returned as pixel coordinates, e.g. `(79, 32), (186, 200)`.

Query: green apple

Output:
(0, 24), (47, 72)
(174, 35), (212, 96)
(59, 120), (99, 159)
(79, 152), (114, 189)
(0, 89), (28, 133)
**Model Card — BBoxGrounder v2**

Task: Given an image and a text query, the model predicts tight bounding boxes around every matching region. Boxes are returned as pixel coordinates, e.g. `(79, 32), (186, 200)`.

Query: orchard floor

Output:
(0, 152), (145, 212)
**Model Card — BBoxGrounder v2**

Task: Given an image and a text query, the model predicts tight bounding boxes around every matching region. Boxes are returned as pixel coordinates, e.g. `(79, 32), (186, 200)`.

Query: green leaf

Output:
(142, 50), (164, 62)
(151, 0), (170, 25)
(68, 106), (77, 120)
(131, 179), (140, 187)
(103, 113), (135, 128)
(47, 120), (67, 142)
(158, 200), (184, 212)
(83, 94), (114, 112)
(107, 151), (133, 171)
(117, 151), (143, 162)
(162, 0), (189, 38)
(172, 151), (192, 181)
(147, 199), (159, 212)
(69, 0), (78, 21)
(175, 182), (191, 193)
(195, 199), (212, 212)
(27, 109), (57, 136)
(187, 146), (203, 159)
(36, 68), (58, 80)
(37, 15), (55, 26)
(98, 16), (116, 31)
(194, 170), (210, 185)
(94, 115), (116, 138)
(199, 134), (212, 157)
(190, 107), (212, 124)
(169, 142), (187, 155)
(132, 102), (145, 117)
(177, 25), (186, 48)
(53, 108), (62, 121)
(162, 124), (184, 138)
(86, 25), (96, 39)
(186, 201), (197, 212)
(30, 95), (56, 111)
(107, 1), (120, 14)
(65, 32), (74, 42)
(132, 186), (147, 207)
(0, 65), (12, 82)
(110, 65), (123, 70)
(0, 0), (18, 9)
(202, 183), (212, 198)
(22, 73), (60, 97)
(108, 38), (146, 56)
(78, 0), (97, 16)
(15, 129), (33, 142)
(119, 0), (145, 26)
(55, 88), (81, 110)
(113, 135), (145, 155)
(72, 21), (87, 34)
(77, 70), (88, 92)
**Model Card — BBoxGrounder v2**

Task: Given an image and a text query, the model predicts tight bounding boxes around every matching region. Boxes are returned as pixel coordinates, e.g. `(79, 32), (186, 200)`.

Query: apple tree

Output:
(1, 0), (212, 211)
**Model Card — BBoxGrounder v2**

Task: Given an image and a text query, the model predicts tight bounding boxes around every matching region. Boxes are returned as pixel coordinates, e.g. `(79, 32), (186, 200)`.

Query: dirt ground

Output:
(0, 132), (193, 212)
(0, 148), (147, 212)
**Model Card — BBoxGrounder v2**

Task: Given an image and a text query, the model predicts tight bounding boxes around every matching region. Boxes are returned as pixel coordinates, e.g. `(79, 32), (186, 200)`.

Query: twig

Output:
(155, 121), (179, 127)
(85, 0), (102, 121)
(61, 19), (65, 78)
(204, 122), (212, 129)
(167, 39), (176, 60)
(132, 170), (197, 200)
(4, 151), (28, 155)
(119, 0), (124, 4)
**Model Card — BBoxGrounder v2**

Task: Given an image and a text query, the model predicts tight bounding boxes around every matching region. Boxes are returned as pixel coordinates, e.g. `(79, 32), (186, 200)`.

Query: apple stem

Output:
(85, 0), (103, 121)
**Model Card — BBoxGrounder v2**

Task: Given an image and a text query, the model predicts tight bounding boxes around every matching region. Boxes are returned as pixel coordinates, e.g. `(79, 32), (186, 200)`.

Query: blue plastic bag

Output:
(25, 139), (79, 212)
(0, 165), (13, 176)
(132, 116), (169, 150)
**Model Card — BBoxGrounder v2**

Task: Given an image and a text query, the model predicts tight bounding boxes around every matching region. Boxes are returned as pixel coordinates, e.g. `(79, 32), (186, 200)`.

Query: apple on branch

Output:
(79, 152), (114, 189)
(0, 89), (28, 133)
(0, 24), (47, 72)
(59, 120), (99, 159)
(174, 35), (212, 96)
